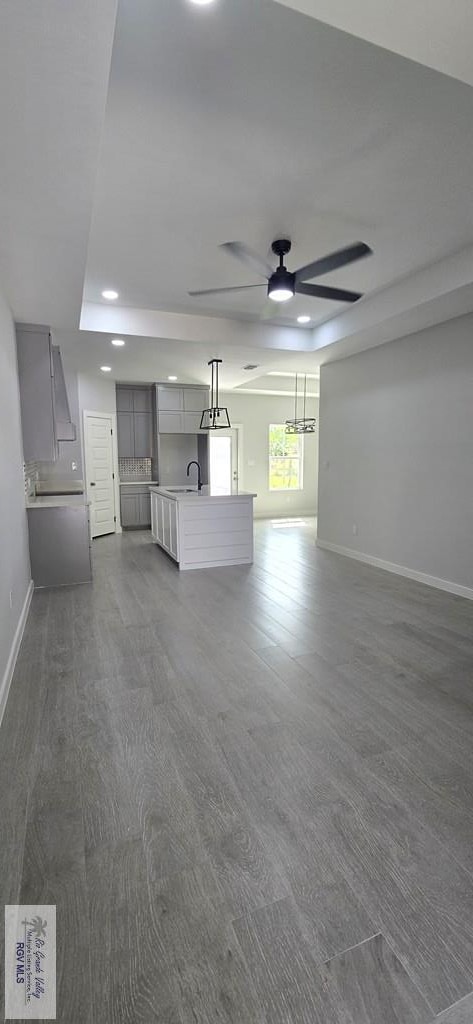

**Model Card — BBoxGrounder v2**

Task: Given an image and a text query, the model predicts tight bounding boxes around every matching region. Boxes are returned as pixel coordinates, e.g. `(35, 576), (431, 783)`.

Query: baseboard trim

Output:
(254, 511), (317, 520)
(316, 539), (473, 601)
(0, 579), (33, 728)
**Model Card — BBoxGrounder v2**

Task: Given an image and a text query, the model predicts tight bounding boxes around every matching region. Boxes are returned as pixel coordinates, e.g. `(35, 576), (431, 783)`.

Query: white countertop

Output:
(119, 480), (158, 486)
(150, 485), (256, 502)
(26, 494), (91, 509)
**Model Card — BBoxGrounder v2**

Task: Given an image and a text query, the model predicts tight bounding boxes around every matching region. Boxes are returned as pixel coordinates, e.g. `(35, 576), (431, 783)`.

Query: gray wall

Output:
(0, 285), (31, 700)
(225, 391), (319, 518)
(318, 314), (473, 590)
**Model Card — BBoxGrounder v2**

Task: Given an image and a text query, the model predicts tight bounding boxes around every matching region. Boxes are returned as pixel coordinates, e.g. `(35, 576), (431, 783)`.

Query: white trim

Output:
(254, 509), (316, 519)
(316, 539), (473, 601)
(0, 580), (34, 728)
(83, 409), (122, 536)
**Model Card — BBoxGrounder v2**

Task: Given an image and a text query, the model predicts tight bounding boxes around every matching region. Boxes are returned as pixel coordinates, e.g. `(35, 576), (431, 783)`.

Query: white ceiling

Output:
(274, 0), (473, 87)
(1, 0), (473, 384)
(0, 0), (117, 325)
(84, 0), (473, 331)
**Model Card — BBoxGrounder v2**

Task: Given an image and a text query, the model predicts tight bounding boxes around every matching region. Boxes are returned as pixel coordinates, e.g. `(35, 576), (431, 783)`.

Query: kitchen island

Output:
(149, 485), (256, 570)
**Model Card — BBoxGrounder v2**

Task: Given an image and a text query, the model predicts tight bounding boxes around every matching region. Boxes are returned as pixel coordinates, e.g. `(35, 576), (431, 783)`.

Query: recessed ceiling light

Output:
(189, 0), (216, 5)
(100, 366), (112, 373)
(168, 375), (178, 381)
(297, 315), (311, 324)
(101, 289), (118, 300)
(111, 338), (125, 347)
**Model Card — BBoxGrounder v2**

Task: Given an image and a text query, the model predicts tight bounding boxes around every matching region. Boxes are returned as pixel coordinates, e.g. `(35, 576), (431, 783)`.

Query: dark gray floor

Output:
(2, 519), (473, 1022)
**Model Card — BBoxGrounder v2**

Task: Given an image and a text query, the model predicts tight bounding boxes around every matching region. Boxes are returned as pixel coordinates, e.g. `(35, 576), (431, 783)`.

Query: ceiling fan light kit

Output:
(189, 238), (372, 310)
(200, 358), (231, 430)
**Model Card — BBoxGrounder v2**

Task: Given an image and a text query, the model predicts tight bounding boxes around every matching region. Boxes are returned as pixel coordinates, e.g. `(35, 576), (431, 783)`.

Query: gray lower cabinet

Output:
(120, 486), (151, 528)
(27, 505), (92, 588)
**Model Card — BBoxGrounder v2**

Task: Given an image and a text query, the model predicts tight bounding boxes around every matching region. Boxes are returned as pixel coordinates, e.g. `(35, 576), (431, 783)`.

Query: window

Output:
(268, 424), (303, 491)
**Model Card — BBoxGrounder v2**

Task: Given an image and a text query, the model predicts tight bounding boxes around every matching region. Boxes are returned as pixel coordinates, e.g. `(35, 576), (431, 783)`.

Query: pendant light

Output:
(200, 358), (231, 430)
(285, 373), (316, 434)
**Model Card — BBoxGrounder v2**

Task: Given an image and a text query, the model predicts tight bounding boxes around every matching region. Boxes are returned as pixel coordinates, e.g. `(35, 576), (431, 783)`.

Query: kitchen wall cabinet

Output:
(16, 323), (76, 462)
(133, 411), (152, 457)
(132, 388), (152, 413)
(116, 388), (134, 413)
(116, 386), (153, 458)
(156, 385), (208, 434)
(157, 387), (184, 412)
(117, 411), (134, 457)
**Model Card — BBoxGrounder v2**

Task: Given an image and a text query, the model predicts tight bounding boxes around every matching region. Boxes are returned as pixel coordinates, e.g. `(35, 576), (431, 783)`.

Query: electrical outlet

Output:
(9, 590), (13, 609)
(352, 523), (358, 536)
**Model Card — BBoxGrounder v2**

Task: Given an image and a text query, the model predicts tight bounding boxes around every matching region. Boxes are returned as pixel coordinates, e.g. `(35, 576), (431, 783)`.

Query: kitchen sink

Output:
(166, 487), (197, 493)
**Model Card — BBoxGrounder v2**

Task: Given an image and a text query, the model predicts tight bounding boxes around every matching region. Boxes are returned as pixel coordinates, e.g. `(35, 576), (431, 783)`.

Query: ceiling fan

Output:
(189, 238), (372, 306)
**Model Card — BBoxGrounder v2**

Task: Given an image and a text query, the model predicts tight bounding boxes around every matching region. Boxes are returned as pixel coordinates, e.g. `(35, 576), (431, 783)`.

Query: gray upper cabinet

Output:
(183, 388), (208, 413)
(16, 324), (76, 461)
(133, 388), (152, 413)
(133, 411), (152, 457)
(116, 386), (153, 457)
(116, 387), (134, 413)
(156, 385), (209, 433)
(16, 324), (56, 462)
(117, 411), (134, 457)
(157, 386), (184, 411)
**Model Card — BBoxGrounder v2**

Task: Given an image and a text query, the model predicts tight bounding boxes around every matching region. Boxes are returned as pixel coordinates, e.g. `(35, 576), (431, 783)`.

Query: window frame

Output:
(268, 423), (304, 492)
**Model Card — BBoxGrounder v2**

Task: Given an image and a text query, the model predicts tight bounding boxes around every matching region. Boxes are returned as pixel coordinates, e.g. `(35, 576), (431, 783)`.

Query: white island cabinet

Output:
(149, 485), (256, 570)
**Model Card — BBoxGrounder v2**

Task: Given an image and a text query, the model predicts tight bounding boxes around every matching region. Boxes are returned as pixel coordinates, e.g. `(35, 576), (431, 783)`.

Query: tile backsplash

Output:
(119, 457), (153, 481)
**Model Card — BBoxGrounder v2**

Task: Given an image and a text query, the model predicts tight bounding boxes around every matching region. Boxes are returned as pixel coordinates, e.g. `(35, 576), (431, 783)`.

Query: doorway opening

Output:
(209, 426), (241, 495)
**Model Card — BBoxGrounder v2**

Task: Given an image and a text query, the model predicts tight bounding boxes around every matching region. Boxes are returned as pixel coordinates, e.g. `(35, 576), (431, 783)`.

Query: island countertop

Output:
(149, 485), (256, 502)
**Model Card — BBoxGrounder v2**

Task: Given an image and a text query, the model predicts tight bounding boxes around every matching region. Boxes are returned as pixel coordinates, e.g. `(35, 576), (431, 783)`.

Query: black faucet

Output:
(186, 460), (202, 491)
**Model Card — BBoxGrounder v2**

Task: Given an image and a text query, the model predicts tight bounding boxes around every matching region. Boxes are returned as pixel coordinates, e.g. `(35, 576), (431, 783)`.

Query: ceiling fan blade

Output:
(294, 241), (372, 283)
(188, 284), (265, 297)
(296, 282), (362, 303)
(220, 241), (274, 279)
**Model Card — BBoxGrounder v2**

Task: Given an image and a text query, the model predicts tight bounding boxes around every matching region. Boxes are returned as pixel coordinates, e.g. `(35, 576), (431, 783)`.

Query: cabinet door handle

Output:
(90, 482), (96, 486)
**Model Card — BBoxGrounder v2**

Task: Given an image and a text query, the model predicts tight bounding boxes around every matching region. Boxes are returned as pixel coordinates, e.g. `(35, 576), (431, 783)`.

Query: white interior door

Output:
(210, 428), (240, 494)
(84, 412), (117, 538)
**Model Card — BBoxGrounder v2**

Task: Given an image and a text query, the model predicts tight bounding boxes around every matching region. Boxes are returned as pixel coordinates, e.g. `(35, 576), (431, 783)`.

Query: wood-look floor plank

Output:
(434, 992), (473, 1023)
(150, 860), (265, 1023)
(232, 895), (354, 1024)
(321, 933), (432, 1023)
